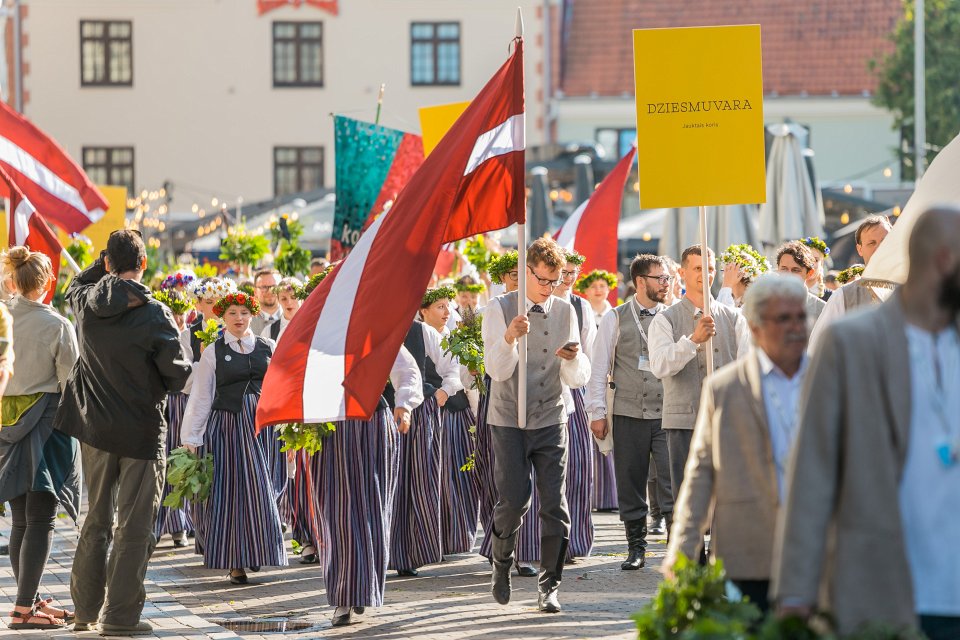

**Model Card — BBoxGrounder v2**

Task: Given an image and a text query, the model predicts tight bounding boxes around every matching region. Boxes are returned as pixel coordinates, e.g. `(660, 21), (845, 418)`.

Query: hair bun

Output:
(3, 246), (30, 270)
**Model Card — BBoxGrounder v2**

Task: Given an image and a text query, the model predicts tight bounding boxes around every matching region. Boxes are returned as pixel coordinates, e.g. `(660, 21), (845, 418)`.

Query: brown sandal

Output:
(35, 596), (75, 622)
(9, 607), (65, 629)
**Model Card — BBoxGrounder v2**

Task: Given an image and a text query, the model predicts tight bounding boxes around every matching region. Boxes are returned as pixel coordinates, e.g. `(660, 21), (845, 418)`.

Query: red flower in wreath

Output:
(236, 293), (246, 304)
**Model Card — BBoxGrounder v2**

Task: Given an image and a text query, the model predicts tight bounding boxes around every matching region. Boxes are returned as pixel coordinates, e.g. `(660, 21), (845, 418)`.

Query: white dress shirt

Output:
(420, 322), (464, 398)
(586, 298), (664, 421)
(260, 316), (290, 341)
(391, 345), (425, 413)
(899, 324), (960, 616)
(180, 331), (273, 446)
(716, 287), (741, 308)
(589, 299), (613, 328)
(756, 348), (808, 500)
(481, 293), (591, 389)
(647, 297), (752, 380)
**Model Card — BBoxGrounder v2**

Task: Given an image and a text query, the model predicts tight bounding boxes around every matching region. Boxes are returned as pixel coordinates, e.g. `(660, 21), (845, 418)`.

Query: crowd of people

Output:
(0, 206), (956, 638)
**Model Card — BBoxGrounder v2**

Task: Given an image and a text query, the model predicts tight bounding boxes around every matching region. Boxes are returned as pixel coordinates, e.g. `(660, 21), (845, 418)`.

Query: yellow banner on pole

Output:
(56, 185), (128, 254)
(419, 101), (470, 157)
(633, 25), (765, 208)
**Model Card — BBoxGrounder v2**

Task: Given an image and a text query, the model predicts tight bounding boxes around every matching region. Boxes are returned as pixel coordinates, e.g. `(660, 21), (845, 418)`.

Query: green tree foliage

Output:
(871, 0), (960, 179)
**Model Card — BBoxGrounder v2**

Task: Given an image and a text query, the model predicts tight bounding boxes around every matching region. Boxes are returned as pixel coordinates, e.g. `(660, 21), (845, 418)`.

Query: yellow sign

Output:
(419, 101), (470, 157)
(633, 25), (765, 208)
(57, 185), (128, 254)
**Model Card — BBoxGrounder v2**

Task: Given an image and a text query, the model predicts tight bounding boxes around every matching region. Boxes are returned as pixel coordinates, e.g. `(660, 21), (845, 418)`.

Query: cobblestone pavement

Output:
(0, 511), (662, 639)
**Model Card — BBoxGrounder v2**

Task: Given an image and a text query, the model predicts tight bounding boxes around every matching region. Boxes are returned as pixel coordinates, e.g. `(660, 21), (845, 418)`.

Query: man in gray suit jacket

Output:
(664, 273), (810, 613)
(773, 207), (960, 639)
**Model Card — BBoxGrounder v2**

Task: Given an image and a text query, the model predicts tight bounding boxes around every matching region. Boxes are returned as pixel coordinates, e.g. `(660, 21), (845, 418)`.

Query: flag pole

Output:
(516, 7), (527, 429)
(375, 83), (386, 126)
(698, 205), (713, 376)
(61, 249), (82, 275)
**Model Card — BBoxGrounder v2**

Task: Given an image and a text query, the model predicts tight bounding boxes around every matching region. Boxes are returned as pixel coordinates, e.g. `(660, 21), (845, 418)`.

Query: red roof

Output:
(560, 0), (903, 97)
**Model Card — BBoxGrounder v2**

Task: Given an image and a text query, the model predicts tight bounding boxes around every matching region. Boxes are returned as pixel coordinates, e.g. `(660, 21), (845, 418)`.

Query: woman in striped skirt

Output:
(555, 250), (596, 558)
(318, 347), (423, 627)
(180, 292), (287, 584)
(419, 286), (480, 555)
(389, 300), (463, 575)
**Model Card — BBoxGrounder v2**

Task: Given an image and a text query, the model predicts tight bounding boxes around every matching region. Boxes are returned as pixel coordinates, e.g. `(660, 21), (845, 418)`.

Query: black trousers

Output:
(666, 428), (694, 502)
(9, 491), (58, 607)
(611, 415), (672, 522)
(732, 579), (770, 614)
(920, 615), (960, 640)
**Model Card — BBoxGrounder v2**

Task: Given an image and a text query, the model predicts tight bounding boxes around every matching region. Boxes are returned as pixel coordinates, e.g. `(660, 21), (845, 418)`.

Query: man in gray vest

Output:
(809, 215), (892, 351)
(482, 238), (591, 613)
(648, 245), (751, 509)
(587, 254), (673, 570)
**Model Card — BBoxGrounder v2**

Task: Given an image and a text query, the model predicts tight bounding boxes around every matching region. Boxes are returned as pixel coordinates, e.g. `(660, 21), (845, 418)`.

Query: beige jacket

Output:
(771, 293), (922, 634)
(666, 350), (781, 580)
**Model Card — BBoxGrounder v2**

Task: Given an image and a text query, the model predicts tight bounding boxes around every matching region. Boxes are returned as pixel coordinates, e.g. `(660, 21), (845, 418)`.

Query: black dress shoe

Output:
(396, 568), (419, 577)
(331, 607), (352, 627)
(491, 560), (512, 605)
(515, 563), (537, 577)
(299, 553), (318, 565)
(352, 607), (365, 615)
(173, 538), (187, 548)
(648, 518), (665, 536)
(229, 571), (248, 585)
(248, 565), (260, 572)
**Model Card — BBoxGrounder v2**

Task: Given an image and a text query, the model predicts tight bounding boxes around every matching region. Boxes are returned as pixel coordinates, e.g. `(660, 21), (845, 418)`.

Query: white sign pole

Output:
(516, 7), (527, 428)
(699, 205), (714, 376)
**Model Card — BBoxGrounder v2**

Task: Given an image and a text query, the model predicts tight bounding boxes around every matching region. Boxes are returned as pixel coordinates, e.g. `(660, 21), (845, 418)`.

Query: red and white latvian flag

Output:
(0, 101), (108, 234)
(1, 166), (63, 304)
(555, 145), (636, 304)
(257, 39), (526, 427)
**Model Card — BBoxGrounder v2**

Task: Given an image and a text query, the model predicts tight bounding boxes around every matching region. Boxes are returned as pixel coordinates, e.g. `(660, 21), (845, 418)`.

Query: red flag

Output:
(0, 101), (108, 234)
(257, 0), (338, 16)
(555, 146), (636, 304)
(2, 167), (63, 304)
(257, 39), (525, 428)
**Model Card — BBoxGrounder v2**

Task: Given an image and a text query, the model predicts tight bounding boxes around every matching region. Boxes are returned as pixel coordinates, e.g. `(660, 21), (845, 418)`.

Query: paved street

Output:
(0, 511), (661, 639)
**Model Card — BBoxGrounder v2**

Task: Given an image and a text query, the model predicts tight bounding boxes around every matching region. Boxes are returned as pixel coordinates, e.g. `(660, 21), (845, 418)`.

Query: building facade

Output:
(7, 0), (549, 217)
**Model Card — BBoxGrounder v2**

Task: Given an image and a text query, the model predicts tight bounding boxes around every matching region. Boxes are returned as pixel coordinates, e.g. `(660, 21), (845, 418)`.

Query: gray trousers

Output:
(491, 424), (570, 539)
(71, 444), (164, 626)
(666, 429), (694, 503)
(611, 415), (672, 522)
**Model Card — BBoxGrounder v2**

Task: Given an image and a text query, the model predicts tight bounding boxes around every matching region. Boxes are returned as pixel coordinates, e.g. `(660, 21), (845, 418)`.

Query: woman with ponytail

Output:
(0, 247), (80, 629)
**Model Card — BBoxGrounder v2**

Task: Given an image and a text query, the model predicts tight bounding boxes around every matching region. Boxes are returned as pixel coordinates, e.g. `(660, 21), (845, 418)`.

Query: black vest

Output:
(269, 318), (282, 341)
(569, 294), (585, 335)
(188, 317), (204, 363)
(403, 321), (438, 399)
(425, 352), (469, 412)
(211, 336), (271, 412)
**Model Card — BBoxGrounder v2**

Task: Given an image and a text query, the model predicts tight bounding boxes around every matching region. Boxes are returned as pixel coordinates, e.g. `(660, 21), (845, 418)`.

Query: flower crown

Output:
(188, 277), (237, 301)
(213, 292), (261, 317)
(454, 282), (486, 294)
(718, 244), (771, 279)
(563, 249), (586, 266)
(160, 270), (197, 291)
(487, 251), (518, 284)
(422, 286), (456, 308)
(575, 269), (618, 293)
(836, 264), (864, 285)
(272, 277), (303, 296)
(800, 236), (830, 256)
(295, 264), (336, 300)
(152, 289), (194, 315)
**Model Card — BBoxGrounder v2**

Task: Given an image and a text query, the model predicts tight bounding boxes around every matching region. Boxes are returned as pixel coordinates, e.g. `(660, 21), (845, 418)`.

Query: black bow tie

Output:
(639, 309), (656, 317)
(530, 304), (544, 314)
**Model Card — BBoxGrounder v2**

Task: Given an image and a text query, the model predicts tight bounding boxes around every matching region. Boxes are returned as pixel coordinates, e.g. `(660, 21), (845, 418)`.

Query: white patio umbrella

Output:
(758, 122), (824, 248)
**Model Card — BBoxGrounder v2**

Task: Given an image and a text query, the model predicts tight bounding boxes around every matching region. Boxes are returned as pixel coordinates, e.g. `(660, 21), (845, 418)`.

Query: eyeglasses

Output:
(255, 284), (274, 291)
(504, 270), (519, 280)
(639, 274), (674, 286)
(561, 269), (579, 280)
(761, 312), (808, 326)
(528, 266), (562, 288)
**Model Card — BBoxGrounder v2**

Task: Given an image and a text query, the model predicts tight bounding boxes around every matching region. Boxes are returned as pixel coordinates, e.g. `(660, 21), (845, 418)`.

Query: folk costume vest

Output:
(659, 297), (739, 430)
(487, 292), (571, 431)
(611, 300), (664, 420)
(211, 336), (271, 412)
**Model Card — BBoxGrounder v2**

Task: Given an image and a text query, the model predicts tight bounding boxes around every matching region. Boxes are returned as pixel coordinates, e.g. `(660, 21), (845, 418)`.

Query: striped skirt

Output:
(474, 381), (498, 558)
(440, 407), (480, 555)
(566, 387), (595, 558)
(257, 423), (289, 507)
(290, 449), (322, 547)
(156, 392), (193, 538)
(389, 395), (443, 570)
(592, 440), (618, 511)
(317, 409), (399, 608)
(192, 394), (288, 570)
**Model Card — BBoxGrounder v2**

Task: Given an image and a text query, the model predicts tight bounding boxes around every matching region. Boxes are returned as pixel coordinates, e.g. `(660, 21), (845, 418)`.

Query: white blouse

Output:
(180, 331), (274, 446)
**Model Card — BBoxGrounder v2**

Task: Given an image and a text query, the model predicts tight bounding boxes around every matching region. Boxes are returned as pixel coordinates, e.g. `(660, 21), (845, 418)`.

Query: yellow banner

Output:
(419, 101), (470, 157)
(58, 185), (128, 254)
(633, 25), (765, 208)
